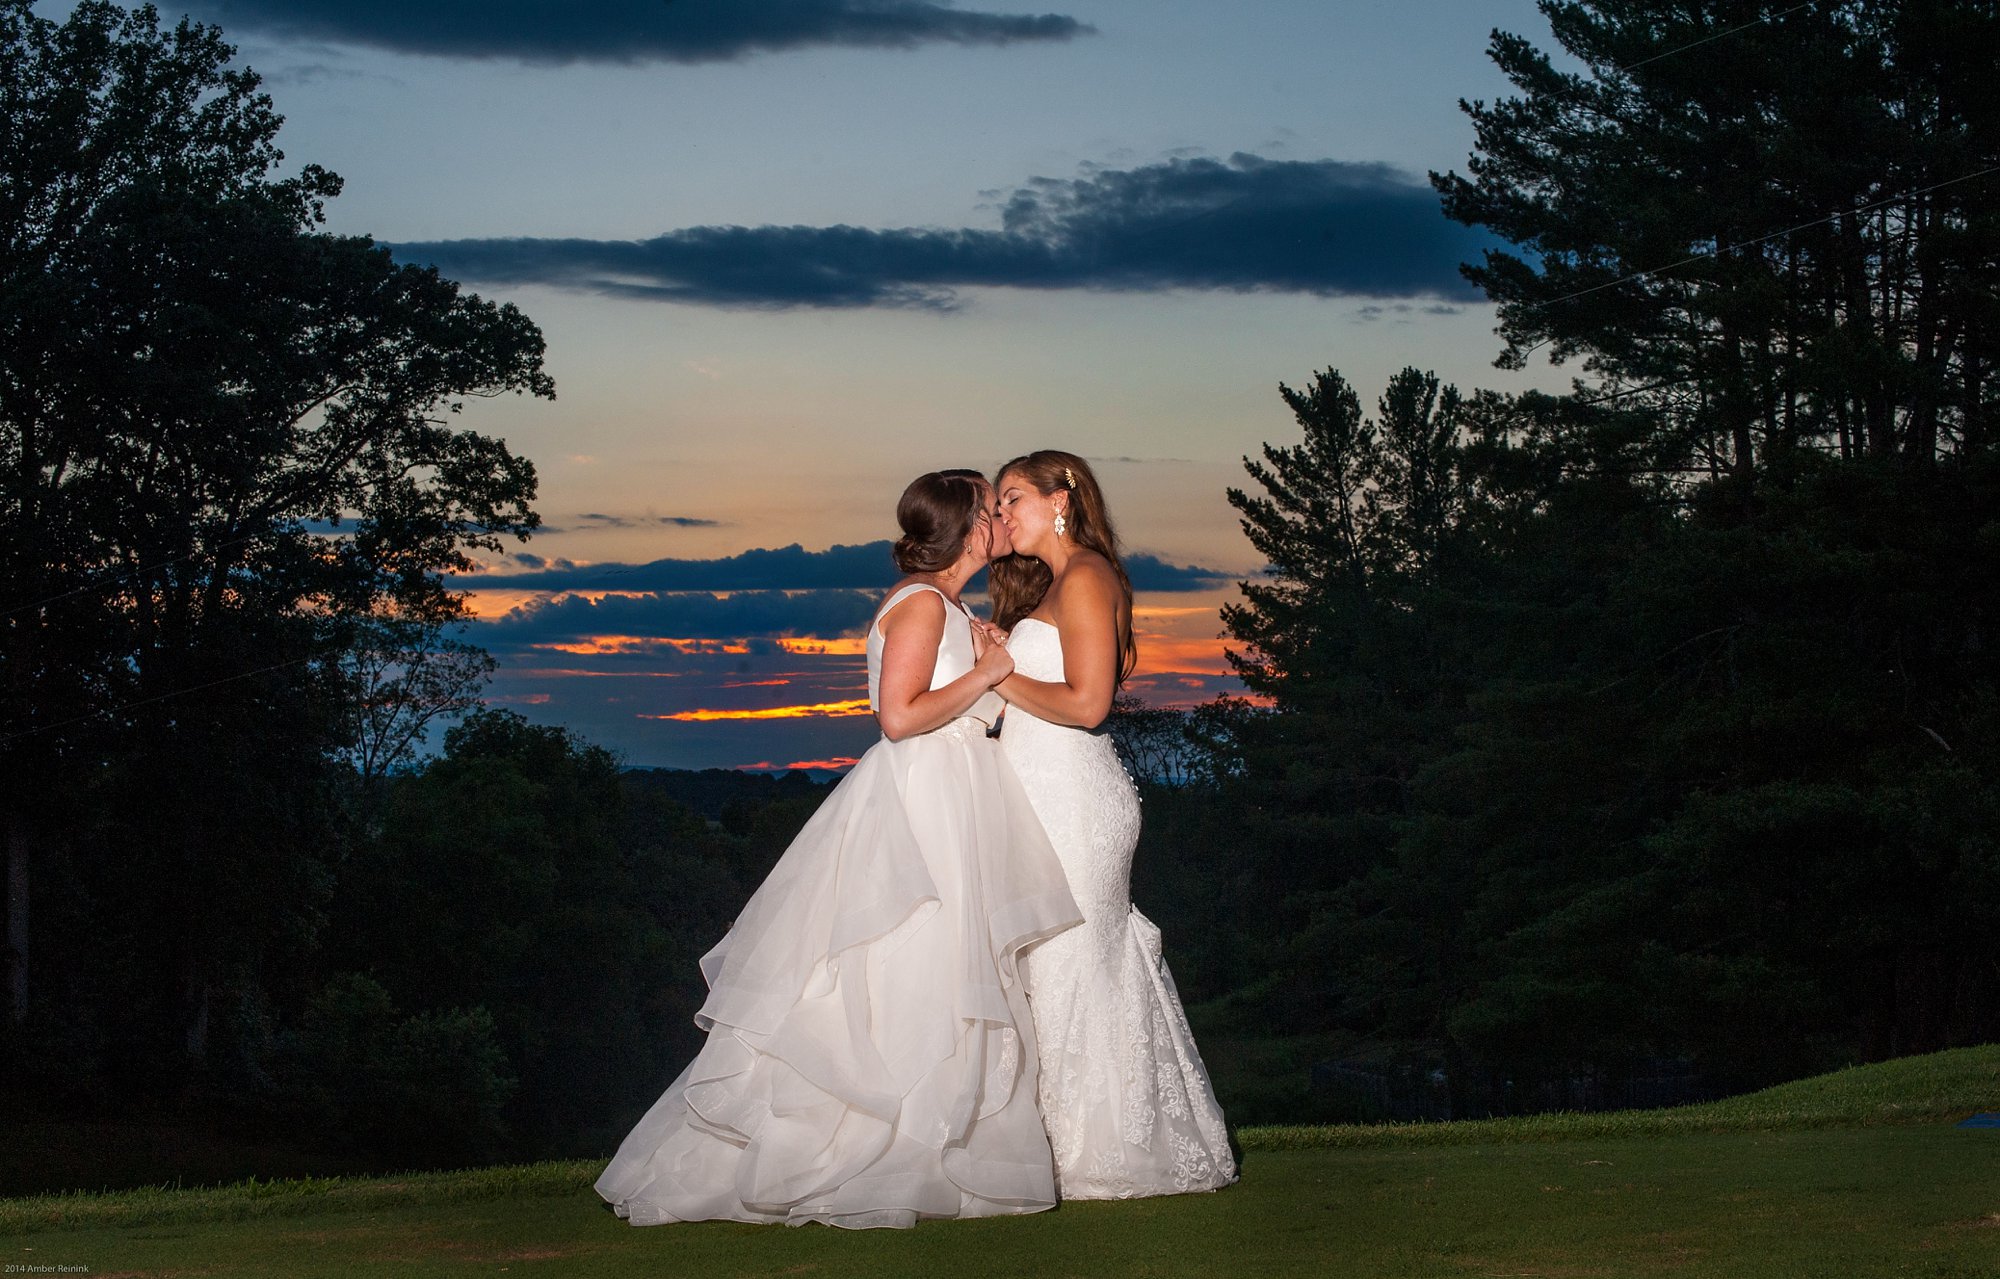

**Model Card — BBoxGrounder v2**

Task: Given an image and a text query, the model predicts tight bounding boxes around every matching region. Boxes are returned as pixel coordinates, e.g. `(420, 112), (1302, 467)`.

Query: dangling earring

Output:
(1052, 508), (1067, 539)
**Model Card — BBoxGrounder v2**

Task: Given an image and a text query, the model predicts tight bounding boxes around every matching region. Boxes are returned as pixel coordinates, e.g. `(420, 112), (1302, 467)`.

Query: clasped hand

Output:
(970, 618), (1013, 685)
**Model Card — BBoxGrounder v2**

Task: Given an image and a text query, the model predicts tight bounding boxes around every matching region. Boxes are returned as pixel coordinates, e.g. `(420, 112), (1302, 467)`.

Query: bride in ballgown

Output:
(595, 470), (1082, 1229)
(984, 450), (1237, 1200)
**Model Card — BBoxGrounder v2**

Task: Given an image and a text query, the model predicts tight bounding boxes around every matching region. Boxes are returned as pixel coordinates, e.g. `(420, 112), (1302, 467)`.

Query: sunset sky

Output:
(134, 0), (1566, 770)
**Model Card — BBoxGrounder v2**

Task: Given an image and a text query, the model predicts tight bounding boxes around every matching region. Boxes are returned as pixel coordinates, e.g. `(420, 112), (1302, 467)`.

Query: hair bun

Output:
(890, 533), (923, 574)
(893, 473), (982, 575)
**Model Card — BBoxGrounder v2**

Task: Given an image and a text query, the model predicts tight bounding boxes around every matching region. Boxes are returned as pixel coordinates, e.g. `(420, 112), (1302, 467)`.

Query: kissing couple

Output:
(595, 450), (1235, 1228)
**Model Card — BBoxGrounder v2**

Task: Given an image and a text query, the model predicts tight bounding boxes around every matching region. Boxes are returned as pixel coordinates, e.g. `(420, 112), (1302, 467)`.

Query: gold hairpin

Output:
(1063, 466), (1076, 489)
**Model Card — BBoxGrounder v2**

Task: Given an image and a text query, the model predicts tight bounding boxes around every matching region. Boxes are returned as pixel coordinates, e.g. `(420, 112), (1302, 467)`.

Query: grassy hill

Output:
(0, 1046), (1993, 1278)
(1240, 1041), (2000, 1149)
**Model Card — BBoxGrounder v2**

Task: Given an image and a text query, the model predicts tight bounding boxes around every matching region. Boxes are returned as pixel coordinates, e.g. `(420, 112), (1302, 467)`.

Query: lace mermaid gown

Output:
(998, 617), (1237, 1199)
(595, 583), (1083, 1228)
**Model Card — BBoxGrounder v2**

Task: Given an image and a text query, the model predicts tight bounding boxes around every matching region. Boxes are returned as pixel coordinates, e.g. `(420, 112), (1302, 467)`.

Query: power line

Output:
(2, 517), (524, 619)
(1526, 165), (2000, 313)
(1612, 1), (1823, 76)
(1478, 2), (1991, 359)
(1499, 161), (2000, 368)
(0, 654), (320, 748)
(2, 530), (272, 619)
(1496, 0), (2000, 319)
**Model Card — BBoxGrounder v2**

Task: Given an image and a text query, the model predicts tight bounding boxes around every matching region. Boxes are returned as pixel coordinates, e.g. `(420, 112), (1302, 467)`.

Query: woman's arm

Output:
(992, 558), (1120, 729)
(875, 589), (1013, 741)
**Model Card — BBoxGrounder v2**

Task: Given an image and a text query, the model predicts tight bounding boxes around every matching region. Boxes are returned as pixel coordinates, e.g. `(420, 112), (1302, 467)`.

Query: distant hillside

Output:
(622, 766), (833, 821)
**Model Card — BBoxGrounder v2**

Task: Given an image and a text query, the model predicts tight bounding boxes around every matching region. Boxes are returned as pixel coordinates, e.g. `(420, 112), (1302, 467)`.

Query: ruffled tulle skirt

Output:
(595, 719), (1082, 1229)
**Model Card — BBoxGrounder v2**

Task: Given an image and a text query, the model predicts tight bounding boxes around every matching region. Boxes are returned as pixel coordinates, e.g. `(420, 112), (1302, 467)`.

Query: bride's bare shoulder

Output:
(875, 578), (945, 633)
(1048, 554), (1120, 617)
(1065, 548), (1118, 579)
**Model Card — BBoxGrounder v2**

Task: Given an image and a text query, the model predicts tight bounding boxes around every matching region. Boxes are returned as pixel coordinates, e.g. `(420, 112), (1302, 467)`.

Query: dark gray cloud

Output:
(1121, 553), (1231, 593)
(391, 153), (1496, 310)
(206, 0), (1091, 64)
(570, 512), (721, 530)
(1355, 300), (1466, 323)
(470, 540), (1231, 593)
(477, 588), (883, 646)
(473, 541), (899, 591)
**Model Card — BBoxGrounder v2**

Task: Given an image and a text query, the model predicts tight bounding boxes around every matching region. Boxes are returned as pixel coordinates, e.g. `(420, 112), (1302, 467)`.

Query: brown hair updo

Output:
(988, 450), (1137, 683)
(892, 470), (985, 574)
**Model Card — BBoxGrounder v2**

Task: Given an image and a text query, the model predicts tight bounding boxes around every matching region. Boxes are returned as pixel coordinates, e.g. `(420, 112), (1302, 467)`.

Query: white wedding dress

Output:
(999, 617), (1237, 1198)
(595, 583), (1083, 1228)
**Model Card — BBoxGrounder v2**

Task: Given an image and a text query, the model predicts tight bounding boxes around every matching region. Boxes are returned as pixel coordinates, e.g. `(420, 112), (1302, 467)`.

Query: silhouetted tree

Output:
(1217, 368), (1489, 1040)
(1106, 695), (1202, 787)
(1218, 384), (2000, 1105)
(1434, 0), (2000, 477)
(343, 614), (498, 788)
(326, 710), (775, 1159)
(0, 1), (552, 1082)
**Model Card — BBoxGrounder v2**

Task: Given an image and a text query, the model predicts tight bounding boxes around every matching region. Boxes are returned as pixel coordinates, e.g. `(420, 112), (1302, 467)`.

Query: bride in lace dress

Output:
(595, 471), (1082, 1229)
(983, 450), (1237, 1200)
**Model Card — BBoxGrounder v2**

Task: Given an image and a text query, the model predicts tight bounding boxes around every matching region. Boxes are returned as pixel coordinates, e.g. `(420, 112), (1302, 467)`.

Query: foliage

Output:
(328, 711), (658, 1156)
(1212, 358), (2000, 1107)
(622, 765), (833, 822)
(1201, 0), (2000, 1112)
(342, 615), (498, 786)
(275, 974), (515, 1167)
(0, 0), (548, 1118)
(5, 701), (831, 1177)
(1105, 695), (1206, 786)
(309, 710), (835, 1164)
(1434, 0), (2000, 474)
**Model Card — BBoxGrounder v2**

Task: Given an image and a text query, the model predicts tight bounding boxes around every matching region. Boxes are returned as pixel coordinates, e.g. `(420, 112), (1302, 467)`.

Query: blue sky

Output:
(98, 0), (1568, 769)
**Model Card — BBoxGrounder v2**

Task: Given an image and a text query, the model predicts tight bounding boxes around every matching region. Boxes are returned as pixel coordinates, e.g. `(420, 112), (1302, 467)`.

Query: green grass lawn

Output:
(3, 1046), (1995, 1278)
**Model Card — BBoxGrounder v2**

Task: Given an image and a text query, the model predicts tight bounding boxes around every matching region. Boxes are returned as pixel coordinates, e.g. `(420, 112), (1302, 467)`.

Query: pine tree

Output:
(1434, 0), (2000, 475)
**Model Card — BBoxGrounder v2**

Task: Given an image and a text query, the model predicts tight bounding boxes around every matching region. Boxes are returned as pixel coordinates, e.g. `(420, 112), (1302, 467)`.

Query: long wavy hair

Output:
(989, 450), (1137, 683)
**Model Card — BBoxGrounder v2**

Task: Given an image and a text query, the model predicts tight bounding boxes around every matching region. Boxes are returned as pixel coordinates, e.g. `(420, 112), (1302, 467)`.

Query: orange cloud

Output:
(775, 637), (870, 656)
(738, 756), (861, 772)
(1133, 605), (1224, 622)
(514, 633), (867, 658)
(1131, 633), (1234, 676)
(641, 698), (873, 722)
(460, 588), (655, 619)
(534, 636), (751, 656)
